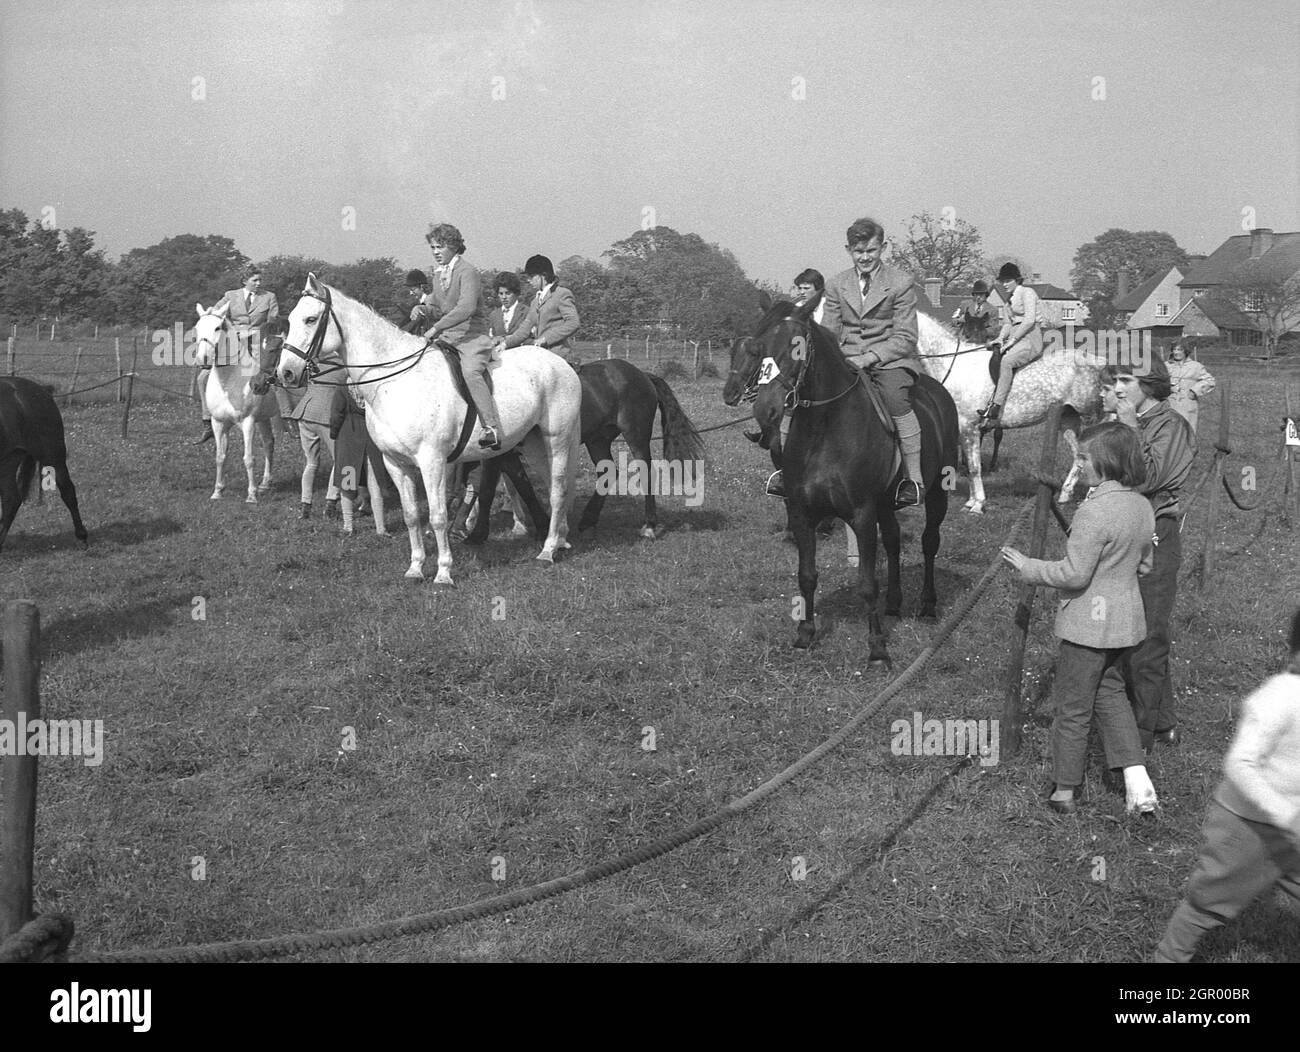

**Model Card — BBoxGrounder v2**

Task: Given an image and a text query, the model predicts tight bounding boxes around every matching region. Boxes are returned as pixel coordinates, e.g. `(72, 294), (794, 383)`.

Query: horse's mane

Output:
(317, 283), (416, 344)
(753, 299), (799, 335)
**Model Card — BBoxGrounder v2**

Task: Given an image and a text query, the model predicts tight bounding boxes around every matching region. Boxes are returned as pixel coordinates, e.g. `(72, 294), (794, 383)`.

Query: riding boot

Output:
(893, 411), (924, 508)
(194, 419), (214, 445)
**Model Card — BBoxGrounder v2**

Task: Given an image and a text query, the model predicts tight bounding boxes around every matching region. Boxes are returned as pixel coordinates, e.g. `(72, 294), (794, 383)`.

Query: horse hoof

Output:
(511, 522), (530, 538)
(847, 556), (859, 568)
(257, 483), (272, 494)
(884, 607), (901, 618)
(245, 495), (258, 504)
(963, 504), (984, 515)
(210, 492), (222, 501)
(639, 525), (658, 540)
(794, 624), (815, 649)
(919, 609), (938, 623)
(404, 568), (424, 581)
(869, 656), (891, 670)
(433, 577), (456, 588)
(536, 550), (556, 564)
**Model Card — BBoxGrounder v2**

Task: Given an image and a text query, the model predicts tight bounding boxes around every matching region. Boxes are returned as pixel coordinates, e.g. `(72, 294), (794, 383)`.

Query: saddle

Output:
(987, 345), (1005, 385)
(436, 340), (496, 463)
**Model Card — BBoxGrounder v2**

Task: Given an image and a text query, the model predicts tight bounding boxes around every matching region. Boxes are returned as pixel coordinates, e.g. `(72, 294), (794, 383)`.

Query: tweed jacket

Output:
(217, 288), (279, 332)
(820, 264), (921, 371)
(489, 300), (531, 340)
(1017, 481), (1155, 649)
(504, 284), (581, 352)
(424, 257), (490, 344)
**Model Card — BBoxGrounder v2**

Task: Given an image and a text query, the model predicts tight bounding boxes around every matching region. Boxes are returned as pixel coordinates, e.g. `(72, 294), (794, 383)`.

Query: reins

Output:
(281, 285), (433, 389)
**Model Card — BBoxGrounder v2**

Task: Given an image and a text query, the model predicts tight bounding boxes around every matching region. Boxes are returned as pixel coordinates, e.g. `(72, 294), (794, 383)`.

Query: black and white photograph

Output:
(1, 0), (1298, 1009)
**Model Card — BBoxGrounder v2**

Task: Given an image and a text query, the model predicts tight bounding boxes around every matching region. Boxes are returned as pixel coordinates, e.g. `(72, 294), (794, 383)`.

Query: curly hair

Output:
(426, 223), (466, 254)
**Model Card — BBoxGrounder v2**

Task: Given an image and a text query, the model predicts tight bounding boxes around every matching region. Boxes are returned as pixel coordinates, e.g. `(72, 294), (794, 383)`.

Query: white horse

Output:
(915, 313), (1102, 513)
(277, 275), (582, 584)
(193, 302), (277, 503)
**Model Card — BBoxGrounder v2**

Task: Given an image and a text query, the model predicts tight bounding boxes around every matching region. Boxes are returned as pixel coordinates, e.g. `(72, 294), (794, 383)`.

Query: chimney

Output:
(1250, 227), (1274, 258)
(923, 277), (942, 305)
(1116, 268), (1131, 301)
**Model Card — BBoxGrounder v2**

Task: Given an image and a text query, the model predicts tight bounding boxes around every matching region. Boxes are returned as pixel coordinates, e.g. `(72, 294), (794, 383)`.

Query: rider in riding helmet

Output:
(980, 262), (1045, 429)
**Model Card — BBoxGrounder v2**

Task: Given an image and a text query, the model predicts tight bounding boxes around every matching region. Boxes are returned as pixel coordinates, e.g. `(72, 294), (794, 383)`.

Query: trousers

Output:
(991, 327), (1044, 407)
(1051, 640), (1146, 788)
(1127, 515), (1181, 748)
(455, 334), (503, 433)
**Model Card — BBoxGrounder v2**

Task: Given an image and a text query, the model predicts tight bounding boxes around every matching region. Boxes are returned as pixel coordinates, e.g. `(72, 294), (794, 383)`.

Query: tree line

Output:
(12, 204), (1278, 345)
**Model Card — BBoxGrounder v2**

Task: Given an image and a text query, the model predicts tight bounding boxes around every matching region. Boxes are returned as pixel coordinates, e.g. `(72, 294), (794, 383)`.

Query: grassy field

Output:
(1, 354), (1298, 963)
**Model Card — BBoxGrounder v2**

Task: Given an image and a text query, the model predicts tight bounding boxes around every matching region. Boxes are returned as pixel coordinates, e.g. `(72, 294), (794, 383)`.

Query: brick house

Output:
(1113, 265), (1186, 342)
(1176, 227), (1300, 349)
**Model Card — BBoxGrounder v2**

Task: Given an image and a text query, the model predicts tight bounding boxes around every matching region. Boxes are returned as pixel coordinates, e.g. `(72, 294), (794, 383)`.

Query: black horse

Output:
(466, 358), (704, 542)
(751, 297), (958, 660)
(0, 376), (89, 552)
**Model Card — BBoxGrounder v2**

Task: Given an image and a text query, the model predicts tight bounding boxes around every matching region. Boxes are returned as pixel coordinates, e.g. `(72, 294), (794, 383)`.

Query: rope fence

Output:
(1, 499), (1035, 963)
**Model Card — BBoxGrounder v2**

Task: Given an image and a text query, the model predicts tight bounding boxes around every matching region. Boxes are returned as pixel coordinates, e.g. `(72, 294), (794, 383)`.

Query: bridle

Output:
(194, 312), (255, 370)
(280, 284), (433, 388)
(725, 337), (763, 404)
(759, 316), (861, 412)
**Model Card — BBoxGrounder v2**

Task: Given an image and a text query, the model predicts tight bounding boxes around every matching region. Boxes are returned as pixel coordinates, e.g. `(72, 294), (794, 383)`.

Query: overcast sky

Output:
(2, 0), (1297, 290)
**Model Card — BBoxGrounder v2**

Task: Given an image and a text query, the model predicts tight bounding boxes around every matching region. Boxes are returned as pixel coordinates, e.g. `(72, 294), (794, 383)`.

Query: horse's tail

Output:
(649, 375), (705, 464)
(17, 454), (38, 501)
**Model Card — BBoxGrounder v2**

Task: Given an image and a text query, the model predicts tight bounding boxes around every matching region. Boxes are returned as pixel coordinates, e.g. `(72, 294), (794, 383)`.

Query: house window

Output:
(1156, 303), (1169, 318)
(1244, 292), (1264, 311)
(1062, 306), (1075, 321)
(1192, 288), (1206, 297)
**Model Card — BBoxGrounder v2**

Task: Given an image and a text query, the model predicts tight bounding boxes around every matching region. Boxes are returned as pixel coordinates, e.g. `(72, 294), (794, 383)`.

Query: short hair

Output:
(846, 218), (885, 247)
(405, 269), (429, 288)
(241, 265), (262, 282)
(1079, 421), (1147, 489)
(426, 223), (466, 254)
(972, 279), (989, 295)
(997, 262), (1023, 283)
(495, 271), (521, 295)
(793, 268), (825, 291)
(524, 254), (555, 281)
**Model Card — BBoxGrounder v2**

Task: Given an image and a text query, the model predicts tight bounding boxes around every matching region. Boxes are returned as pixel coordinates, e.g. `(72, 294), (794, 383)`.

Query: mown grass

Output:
(1, 361), (1297, 962)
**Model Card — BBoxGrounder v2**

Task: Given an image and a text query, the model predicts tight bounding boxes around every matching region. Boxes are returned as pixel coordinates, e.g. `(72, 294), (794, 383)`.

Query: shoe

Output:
(765, 470), (785, 498)
(894, 478), (923, 508)
(193, 422), (214, 445)
(744, 429), (762, 444)
(478, 427), (502, 451)
(1102, 768), (1125, 795)
(300, 502), (311, 520)
(1153, 727), (1181, 747)
(978, 404), (1002, 432)
(1048, 794), (1078, 815)
(325, 498), (340, 520)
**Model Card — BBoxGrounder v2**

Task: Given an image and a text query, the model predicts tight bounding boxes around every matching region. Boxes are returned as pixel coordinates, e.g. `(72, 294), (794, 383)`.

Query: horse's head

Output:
(751, 295), (818, 434)
(279, 273), (340, 388)
(193, 300), (233, 370)
(722, 336), (762, 406)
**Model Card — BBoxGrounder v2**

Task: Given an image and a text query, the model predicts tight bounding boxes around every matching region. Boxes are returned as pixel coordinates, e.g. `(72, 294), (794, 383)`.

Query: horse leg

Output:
(0, 452), (29, 553)
(211, 420), (229, 500)
(987, 426), (1005, 473)
(788, 500), (818, 649)
(577, 437), (613, 533)
(627, 431), (658, 539)
(242, 416), (259, 502)
(523, 427), (572, 562)
(878, 506), (903, 617)
(51, 457), (89, 546)
(1057, 407), (1083, 503)
(256, 417), (274, 494)
(464, 460), (498, 545)
(963, 426), (986, 514)
(500, 451), (548, 540)
(919, 480), (949, 621)
(385, 454), (428, 580)
(846, 516), (860, 567)
(419, 456), (455, 585)
(850, 506), (889, 667)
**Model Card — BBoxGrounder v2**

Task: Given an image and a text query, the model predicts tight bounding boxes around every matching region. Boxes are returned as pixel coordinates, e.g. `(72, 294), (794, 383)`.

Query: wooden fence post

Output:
(1285, 386), (1299, 528)
(645, 335), (650, 362)
(122, 336), (138, 439)
(66, 346), (83, 408)
(1199, 378), (1231, 589)
(1, 600), (41, 941)
(691, 340), (700, 376)
(606, 343), (612, 359)
(1001, 402), (1063, 759)
(6, 336), (13, 376)
(115, 338), (124, 402)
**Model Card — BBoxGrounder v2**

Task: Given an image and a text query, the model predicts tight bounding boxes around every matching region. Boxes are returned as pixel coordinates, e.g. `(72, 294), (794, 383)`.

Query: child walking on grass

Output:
(1154, 607), (1300, 961)
(1001, 421), (1158, 815)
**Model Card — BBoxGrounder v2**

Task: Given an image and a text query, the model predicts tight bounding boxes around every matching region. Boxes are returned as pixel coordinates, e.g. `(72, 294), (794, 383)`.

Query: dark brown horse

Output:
(751, 297), (958, 661)
(0, 377), (89, 552)
(467, 358), (704, 542)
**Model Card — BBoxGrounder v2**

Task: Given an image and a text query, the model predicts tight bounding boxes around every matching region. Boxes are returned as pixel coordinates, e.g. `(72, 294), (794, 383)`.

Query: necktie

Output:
(247, 292), (255, 313)
(860, 273), (871, 302)
(439, 267), (450, 291)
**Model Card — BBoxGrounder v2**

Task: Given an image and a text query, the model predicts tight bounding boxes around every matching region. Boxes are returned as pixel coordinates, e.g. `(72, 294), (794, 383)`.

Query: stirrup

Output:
(765, 470), (785, 499)
(478, 427), (501, 451)
(894, 478), (923, 509)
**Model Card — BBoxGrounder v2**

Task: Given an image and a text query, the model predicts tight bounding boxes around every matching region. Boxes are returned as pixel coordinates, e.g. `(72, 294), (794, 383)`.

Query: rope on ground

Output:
(736, 754), (976, 961)
(73, 498), (1036, 964)
(0, 913), (76, 963)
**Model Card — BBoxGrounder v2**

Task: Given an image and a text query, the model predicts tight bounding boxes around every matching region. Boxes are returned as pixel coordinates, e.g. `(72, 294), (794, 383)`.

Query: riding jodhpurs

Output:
(455, 334), (504, 434)
(991, 326), (1044, 408)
